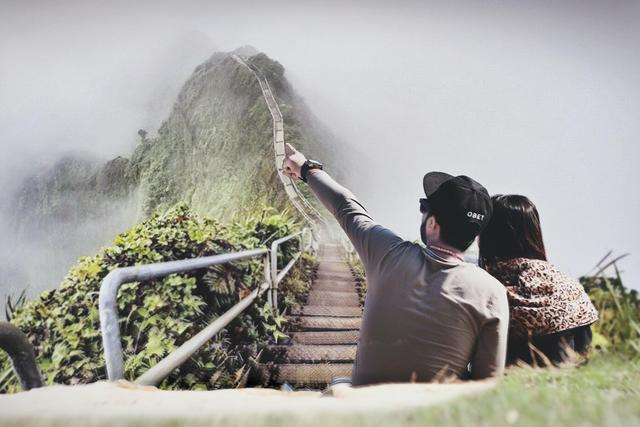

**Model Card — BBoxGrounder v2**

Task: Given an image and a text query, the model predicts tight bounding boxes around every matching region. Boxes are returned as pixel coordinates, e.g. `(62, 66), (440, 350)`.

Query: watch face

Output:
(301, 160), (323, 182)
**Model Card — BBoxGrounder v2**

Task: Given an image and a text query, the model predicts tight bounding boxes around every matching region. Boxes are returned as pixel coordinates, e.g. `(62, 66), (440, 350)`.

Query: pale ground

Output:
(0, 380), (495, 426)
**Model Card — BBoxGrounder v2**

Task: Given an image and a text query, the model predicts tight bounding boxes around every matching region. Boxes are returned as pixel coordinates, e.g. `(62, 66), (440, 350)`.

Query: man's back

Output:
(353, 240), (508, 385)
(305, 170), (509, 385)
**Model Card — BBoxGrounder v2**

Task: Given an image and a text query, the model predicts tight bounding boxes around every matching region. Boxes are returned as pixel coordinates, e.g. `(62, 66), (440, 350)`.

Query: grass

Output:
(401, 354), (640, 427)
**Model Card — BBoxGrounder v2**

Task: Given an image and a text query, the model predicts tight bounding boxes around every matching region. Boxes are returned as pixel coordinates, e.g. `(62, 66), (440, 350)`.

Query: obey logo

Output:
(467, 211), (485, 221)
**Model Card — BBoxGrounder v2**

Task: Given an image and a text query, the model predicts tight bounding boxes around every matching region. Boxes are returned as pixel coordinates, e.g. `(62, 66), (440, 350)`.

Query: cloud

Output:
(0, 0), (638, 293)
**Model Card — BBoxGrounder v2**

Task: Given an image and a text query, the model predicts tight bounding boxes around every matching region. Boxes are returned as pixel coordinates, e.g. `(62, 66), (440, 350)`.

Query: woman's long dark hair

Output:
(479, 194), (547, 268)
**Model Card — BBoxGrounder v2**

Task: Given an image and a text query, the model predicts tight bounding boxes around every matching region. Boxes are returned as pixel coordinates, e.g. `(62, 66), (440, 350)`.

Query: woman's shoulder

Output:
(488, 257), (570, 283)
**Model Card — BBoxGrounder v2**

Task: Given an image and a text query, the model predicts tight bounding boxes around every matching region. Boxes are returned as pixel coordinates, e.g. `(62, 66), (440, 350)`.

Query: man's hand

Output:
(282, 143), (307, 180)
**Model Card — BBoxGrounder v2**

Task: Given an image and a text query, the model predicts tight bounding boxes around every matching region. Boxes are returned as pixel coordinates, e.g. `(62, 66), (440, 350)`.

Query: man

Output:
(282, 144), (509, 385)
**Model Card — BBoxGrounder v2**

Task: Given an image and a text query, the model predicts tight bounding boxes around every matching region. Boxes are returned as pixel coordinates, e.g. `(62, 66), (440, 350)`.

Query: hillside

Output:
(14, 47), (345, 223)
(3, 47), (348, 301)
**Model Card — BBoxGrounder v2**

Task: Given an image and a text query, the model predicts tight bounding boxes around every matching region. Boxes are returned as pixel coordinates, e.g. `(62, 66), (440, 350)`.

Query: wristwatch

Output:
(300, 160), (323, 182)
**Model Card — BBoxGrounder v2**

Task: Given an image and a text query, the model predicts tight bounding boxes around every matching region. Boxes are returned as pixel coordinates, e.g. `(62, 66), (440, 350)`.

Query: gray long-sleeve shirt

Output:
(307, 170), (509, 385)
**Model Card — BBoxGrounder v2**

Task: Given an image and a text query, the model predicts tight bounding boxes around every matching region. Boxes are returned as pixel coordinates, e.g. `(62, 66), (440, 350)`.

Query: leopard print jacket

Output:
(485, 258), (599, 337)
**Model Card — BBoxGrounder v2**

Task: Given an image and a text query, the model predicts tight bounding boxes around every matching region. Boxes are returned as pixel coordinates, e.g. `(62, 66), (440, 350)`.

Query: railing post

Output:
(300, 229), (304, 255)
(99, 269), (127, 381)
(264, 253), (273, 309)
(270, 241), (279, 309)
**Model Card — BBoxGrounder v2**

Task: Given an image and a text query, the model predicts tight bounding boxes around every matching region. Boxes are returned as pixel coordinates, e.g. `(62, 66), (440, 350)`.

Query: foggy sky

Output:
(1, 0), (639, 289)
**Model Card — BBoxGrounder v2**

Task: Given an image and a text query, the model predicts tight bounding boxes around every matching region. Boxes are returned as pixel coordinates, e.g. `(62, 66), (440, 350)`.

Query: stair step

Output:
(311, 277), (356, 289)
(312, 279), (356, 289)
(317, 270), (353, 277)
(295, 305), (362, 317)
(310, 287), (357, 295)
(307, 289), (360, 298)
(319, 253), (344, 259)
(267, 243), (360, 387)
(307, 286), (360, 305)
(317, 262), (351, 269)
(317, 257), (345, 263)
(277, 344), (356, 362)
(318, 255), (343, 261)
(295, 316), (362, 330)
(314, 276), (355, 283)
(307, 291), (359, 307)
(292, 330), (359, 345)
(316, 274), (353, 282)
(316, 272), (354, 281)
(273, 363), (353, 386)
(308, 286), (356, 294)
(319, 246), (343, 251)
(316, 275), (353, 282)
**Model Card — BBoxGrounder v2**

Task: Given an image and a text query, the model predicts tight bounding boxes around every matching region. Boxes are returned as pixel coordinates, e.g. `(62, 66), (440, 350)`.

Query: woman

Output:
(479, 195), (598, 366)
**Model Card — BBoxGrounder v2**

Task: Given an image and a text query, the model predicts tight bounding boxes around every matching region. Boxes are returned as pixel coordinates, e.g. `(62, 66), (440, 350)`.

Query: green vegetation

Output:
(7, 49), (348, 303)
(581, 259), (640, 356)
(407, 354), (639, 427)
(346, 249), (366, 307)
(0, 204), (316, 393)
(15, 50), (346, 230)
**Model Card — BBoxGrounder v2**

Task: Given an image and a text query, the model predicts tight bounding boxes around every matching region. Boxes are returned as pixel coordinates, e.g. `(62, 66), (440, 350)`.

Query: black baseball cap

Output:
(423, 171), (493, 249)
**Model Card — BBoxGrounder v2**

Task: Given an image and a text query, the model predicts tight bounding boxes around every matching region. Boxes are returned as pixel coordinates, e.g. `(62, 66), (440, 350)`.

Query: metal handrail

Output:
(231, 54), (325, 226)
(134, 260), (270, 386)
(99, 228), (313, 386)
(268, 227), (313, 307)
(257, 73), (326, 223)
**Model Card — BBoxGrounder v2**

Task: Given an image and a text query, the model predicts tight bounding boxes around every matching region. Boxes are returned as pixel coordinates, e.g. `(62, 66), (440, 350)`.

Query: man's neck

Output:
(426, 240), (465, 263)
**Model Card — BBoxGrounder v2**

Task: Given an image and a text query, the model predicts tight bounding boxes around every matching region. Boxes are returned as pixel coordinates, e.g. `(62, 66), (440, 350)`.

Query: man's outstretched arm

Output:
(282, 144), (403, 271)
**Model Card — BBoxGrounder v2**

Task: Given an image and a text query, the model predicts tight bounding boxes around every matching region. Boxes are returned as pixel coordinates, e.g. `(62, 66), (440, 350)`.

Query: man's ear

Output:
(426, 215), (440, 235)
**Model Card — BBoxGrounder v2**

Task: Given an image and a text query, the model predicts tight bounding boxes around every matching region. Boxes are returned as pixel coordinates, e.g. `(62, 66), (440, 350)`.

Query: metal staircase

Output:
(269, 242), (361, 387)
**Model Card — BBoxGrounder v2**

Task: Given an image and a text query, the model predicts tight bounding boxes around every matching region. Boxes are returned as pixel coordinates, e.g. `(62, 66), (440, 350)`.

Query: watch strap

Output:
(301, 160), (323, 182)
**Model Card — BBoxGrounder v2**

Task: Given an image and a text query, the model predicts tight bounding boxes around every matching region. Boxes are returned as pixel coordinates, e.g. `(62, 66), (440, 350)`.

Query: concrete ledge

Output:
(0, 379), (496, 426)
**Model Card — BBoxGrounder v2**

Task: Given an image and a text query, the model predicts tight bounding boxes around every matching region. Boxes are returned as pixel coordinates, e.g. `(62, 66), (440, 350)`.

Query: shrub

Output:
(581, 262), (640, 356)
(0, 204), (316, 393)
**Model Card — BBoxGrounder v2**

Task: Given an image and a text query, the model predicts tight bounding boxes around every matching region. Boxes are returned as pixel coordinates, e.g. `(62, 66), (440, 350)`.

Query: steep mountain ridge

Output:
(4, 47), (349, 302)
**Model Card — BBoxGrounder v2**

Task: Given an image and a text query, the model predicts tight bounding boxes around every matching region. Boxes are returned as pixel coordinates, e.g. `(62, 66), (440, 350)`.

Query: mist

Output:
(1, 0), (638, 304)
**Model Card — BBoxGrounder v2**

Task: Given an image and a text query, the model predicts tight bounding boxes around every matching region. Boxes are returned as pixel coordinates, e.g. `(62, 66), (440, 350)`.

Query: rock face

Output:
(4, 48), (348, 302)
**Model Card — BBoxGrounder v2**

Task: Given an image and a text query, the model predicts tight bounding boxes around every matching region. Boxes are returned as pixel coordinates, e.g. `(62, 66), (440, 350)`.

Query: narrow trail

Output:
(231, 54), (324, 224)
(233, 54), (360, 387)
(270, 243), (362, 387)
